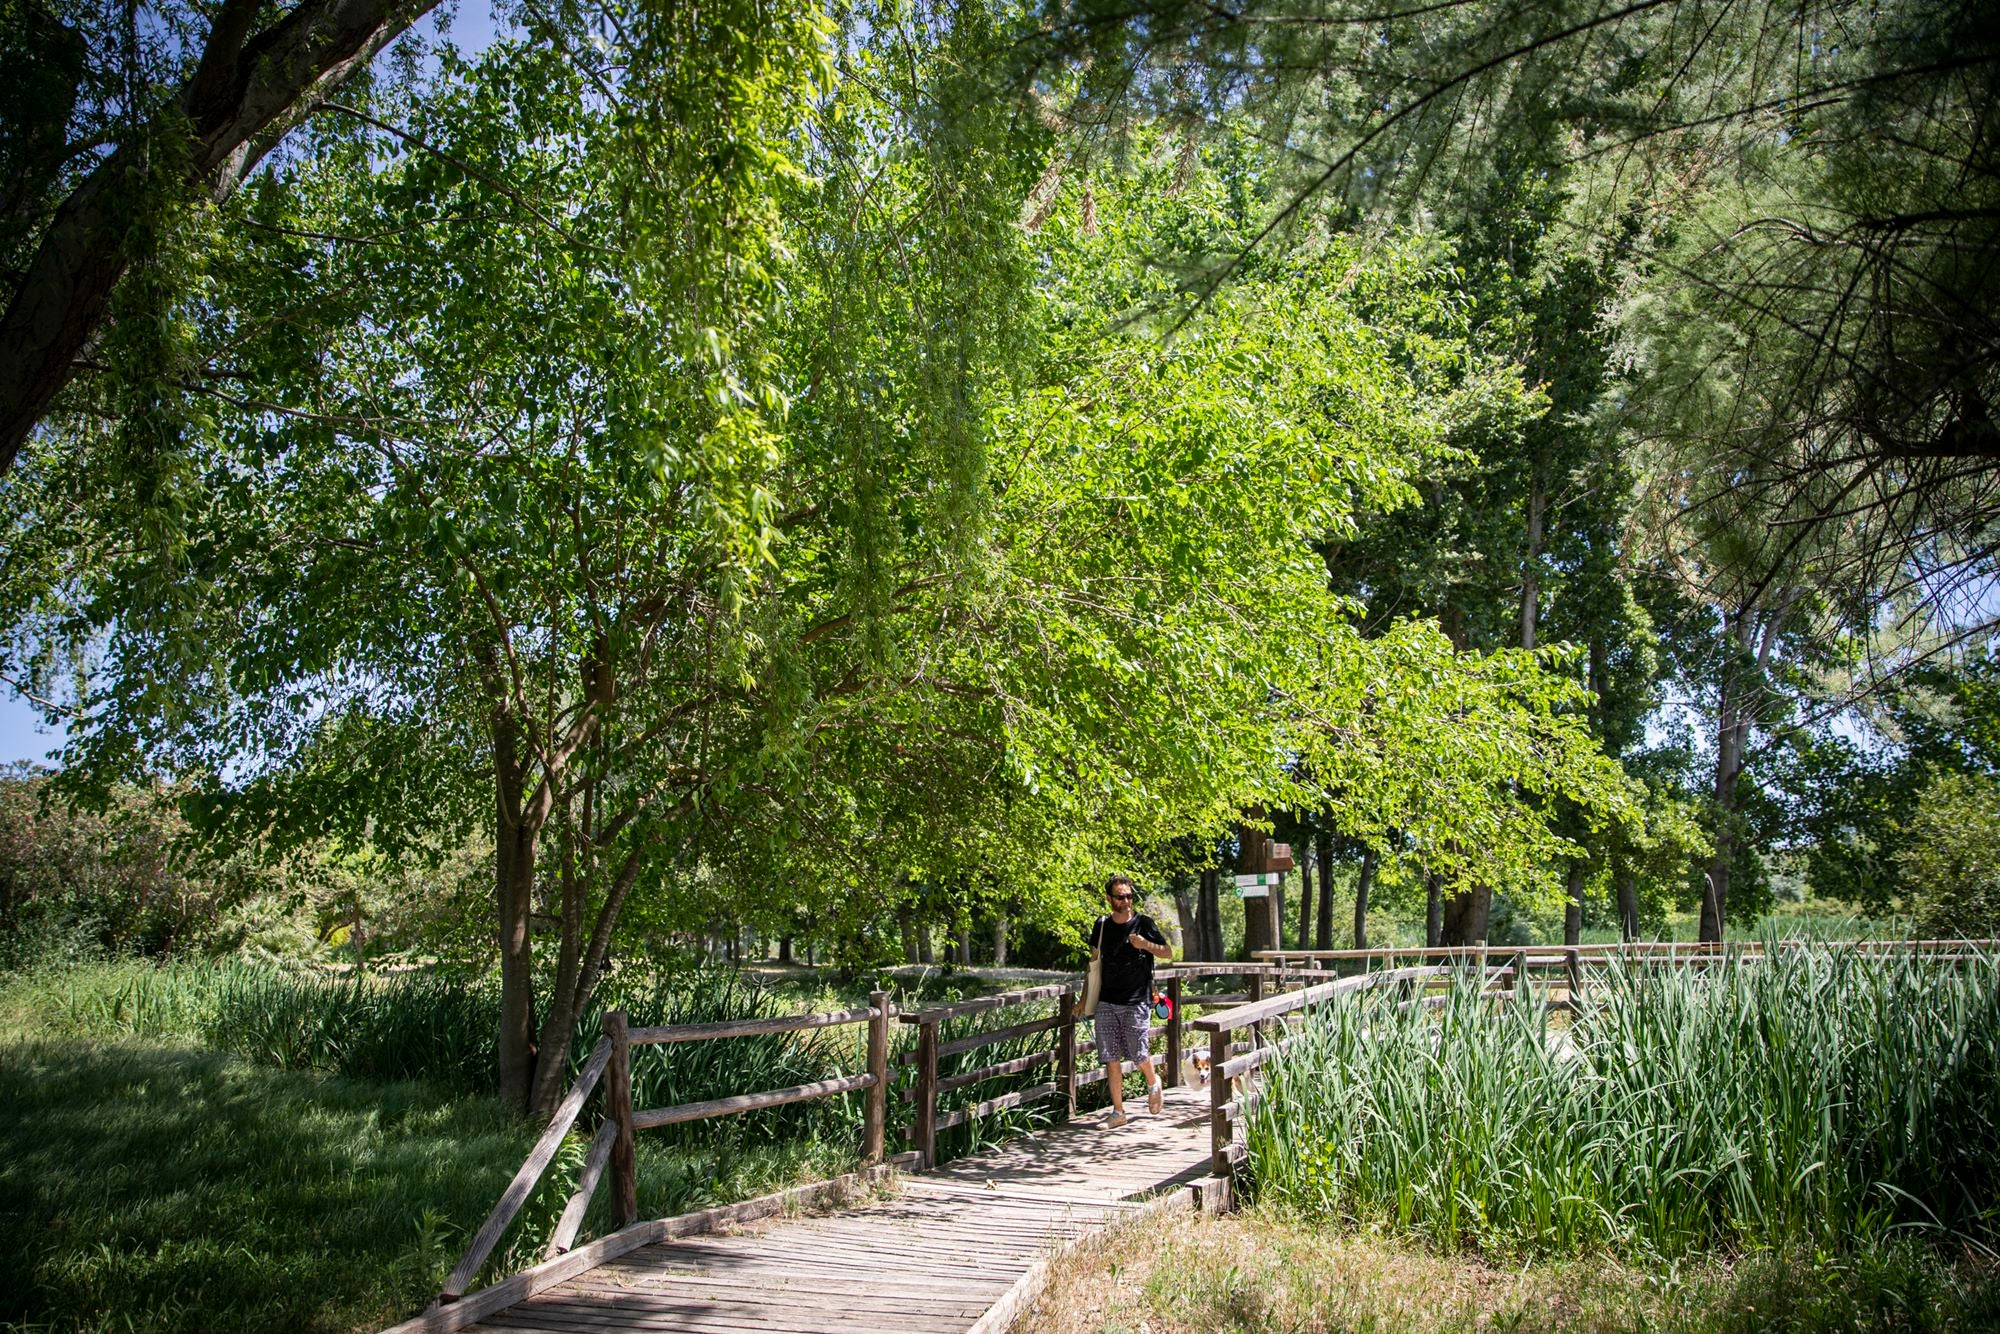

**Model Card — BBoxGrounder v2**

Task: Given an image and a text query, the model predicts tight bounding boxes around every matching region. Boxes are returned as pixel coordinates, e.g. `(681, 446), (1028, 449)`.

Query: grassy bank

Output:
(0, 1039), (857, 1333)
(0, 957), (1073, 1331)
(1021, 1209), (2000, 1334)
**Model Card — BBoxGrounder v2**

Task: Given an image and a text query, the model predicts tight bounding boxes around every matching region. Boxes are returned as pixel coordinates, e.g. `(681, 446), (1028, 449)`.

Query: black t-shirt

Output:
(1090, 913), (1168, 1006)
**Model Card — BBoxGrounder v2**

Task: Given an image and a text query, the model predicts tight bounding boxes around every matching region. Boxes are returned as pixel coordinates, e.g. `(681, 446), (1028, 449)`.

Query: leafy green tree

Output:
(1898, 771), (2000, 937)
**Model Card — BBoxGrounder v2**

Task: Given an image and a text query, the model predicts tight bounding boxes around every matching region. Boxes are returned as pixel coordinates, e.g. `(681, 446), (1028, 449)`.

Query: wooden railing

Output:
(1189, 965), (1452, 1175)
(1257, 938), (2000, 969)
(439, 992), (894, 1304)
(442, 941), (2000, 1303)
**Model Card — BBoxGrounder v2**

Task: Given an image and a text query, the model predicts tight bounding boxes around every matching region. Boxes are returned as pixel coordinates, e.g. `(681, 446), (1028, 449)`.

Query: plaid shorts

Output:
(1093, 999), (1152, 1064)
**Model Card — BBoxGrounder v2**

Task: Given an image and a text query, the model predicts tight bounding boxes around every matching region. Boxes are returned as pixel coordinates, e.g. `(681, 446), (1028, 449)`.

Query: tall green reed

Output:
(1245, 945), (2000, 1259)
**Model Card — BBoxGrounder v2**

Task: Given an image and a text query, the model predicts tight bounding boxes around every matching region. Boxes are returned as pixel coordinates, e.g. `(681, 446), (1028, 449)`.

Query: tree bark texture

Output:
(1439, 883), (1491, 947)
(1615, 857), (1640, 940)
(1314, 830), (1335, 950)
(1564, 858), (1585, 946)
(992, 915), (1009, 967)
(1197, 868), (1223, 962)
(0, 0), (441, 469)
(1520, 470), (1545, 653)
(1295, 849), (1314, 950)
(1353, 846), (1377, 950)
(1700, 600), (1789, 941)
(1425, 871), (1444, 948)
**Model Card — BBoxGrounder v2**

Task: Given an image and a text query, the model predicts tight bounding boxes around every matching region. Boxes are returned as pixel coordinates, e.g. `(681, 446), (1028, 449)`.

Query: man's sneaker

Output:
(1147, 1081), (1164, 1115)
(1104, 1110), (1129, 1128)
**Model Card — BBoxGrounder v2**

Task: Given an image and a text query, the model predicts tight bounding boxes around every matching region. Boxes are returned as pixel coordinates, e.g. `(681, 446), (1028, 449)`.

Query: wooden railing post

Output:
(1208, 1027), (1231, 1176)
(605, 1010), (638, 1228)
(914, 1017), (939, 1169)
(1164, 975), (1182, 1089)
(1247, 970), (1266, 1046)
(862, 991), (890, 1166)
(1057, 989), (1077, 1118)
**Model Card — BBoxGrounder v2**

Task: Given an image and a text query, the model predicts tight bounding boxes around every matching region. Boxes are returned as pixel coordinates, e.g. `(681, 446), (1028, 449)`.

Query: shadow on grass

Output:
(0, 1039), (859, 1333)
(0, 1040), (533, 1332)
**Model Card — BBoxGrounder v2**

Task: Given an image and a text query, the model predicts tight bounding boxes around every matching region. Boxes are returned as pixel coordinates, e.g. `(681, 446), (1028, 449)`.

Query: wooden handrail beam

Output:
(631, 1072), (877, 1131)
(543, 1120), (617, 1260)
(934, 1082), (1060, 1131)
(441, 1038), (613, 1301)
(936, 1049), (1054, 1095)
(900, 985), (1070, 1024)
(1190, 965), (1449, 1036)
(629, 1006), (880, 1045)
(938, 1013), (1062, 1059)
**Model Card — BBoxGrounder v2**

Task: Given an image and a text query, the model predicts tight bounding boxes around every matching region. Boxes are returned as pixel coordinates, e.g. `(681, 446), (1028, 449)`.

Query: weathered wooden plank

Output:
(934, 1081), (1059, 1131)
(391, 1221), (659, 1334)
(1191, 964), (1449, 1036)
(632, 1073), (875, 1131)
(505, 1287), (987, 1329)
(388, 1157), (917, 1334)
(564, 1268), (1014, 1303)
(628, 1007), (879, 1046)
(936, 1012), (1063, 1060)
(599, 1249), (1027, 1288)
(934, 1047), (1055, 1095)
(899, 984), (1070, 1024)
(544, 1119), (617, 1259)
(441, 1039), (615, 1300)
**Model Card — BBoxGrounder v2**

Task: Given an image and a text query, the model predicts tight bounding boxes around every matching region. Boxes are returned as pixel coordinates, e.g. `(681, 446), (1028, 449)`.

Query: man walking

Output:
(1089, 875), (1172, 1127)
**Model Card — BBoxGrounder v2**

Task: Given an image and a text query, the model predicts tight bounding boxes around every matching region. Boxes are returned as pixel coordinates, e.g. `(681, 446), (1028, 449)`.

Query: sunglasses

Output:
(1108, 892), (1134, 901)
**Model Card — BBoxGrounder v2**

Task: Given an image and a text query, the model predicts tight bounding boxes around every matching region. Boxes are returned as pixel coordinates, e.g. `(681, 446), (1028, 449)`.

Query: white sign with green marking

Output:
(1233, 871), (1281, 898)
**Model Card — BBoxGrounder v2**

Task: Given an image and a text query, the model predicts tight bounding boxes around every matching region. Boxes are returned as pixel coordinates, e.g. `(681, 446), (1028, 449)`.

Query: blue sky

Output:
(0, 695), (59, 767)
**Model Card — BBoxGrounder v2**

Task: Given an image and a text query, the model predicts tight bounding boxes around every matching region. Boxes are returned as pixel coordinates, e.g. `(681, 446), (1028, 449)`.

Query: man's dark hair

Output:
(1105, 875), (1136, 897)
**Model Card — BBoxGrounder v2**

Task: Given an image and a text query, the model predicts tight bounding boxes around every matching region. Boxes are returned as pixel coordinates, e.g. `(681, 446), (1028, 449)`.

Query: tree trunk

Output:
(899, 908), (917, 965)
(1564, 859), (1585, 946)
(1521, 469), (1546, 652)
(1425, 871), (1443, 948)
(1238, 817), (1279, 958)
(1439, 884), (1490, 947)
(1615, 856), (1639, 940)
(992, 915), (1009, 967)
(1314, 830), (1335, 950)
(778, 934), (793, 964)
(1353, 846), (1377, 949)
(1295, 848), (1314, 950)
(1197, 868), (1222, 962)
(1701, 609), (1762, 942)
(0, 0), (445, 472)
(493, 813), (539, 1114)
(958, 924), (973, 966)
(917, 923), (934, 965)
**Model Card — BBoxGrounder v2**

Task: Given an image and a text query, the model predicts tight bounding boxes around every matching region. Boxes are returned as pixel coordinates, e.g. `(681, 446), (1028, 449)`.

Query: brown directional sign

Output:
(1267, 842), (1295, 872)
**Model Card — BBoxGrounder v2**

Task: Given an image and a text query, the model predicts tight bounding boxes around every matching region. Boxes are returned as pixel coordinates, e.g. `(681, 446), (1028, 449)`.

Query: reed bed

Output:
(1245, 944), (2000, 1259)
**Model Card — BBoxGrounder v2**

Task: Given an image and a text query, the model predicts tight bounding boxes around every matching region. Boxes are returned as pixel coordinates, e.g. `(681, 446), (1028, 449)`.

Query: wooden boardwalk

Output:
(461, 1086), (1212, 1334)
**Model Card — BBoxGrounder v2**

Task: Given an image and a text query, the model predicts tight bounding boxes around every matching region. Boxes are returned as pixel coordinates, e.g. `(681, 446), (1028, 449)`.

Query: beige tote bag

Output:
(1079, 916), (1105, 1017)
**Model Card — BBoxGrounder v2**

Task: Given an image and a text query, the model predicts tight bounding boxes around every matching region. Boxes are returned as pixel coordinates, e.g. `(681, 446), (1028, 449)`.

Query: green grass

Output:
(0, 1038), (860, 1333)
(0, 958), (921, 1333)
(1245, 944), (2000, 1259)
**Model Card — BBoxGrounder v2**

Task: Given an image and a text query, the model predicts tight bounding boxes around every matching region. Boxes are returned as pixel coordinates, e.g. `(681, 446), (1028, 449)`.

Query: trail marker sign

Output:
(1234, 872), (1280, 899)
